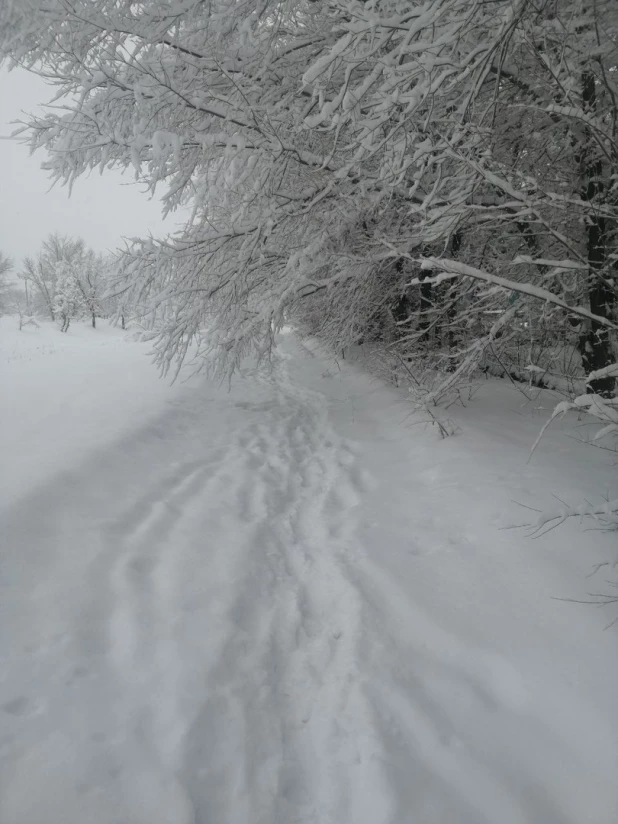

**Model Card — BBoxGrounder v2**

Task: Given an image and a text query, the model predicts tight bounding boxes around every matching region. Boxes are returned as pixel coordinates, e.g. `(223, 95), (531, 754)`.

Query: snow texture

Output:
(1, 318), (617, 824)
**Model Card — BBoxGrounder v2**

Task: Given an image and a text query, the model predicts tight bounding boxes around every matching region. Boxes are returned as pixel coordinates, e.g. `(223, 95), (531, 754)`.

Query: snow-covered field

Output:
(1, 316), (616, 824)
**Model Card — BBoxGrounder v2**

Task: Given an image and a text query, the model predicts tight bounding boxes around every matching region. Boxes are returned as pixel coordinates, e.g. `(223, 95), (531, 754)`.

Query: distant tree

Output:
(99, 255), (130, 329)
(21, 254), (56, 320)
(19, 234), (106, 328)
(53, 259), (84, 332)
(0, 252), (13, 314)
(75, 250), (107, 328)
(20, 234), (83, 320)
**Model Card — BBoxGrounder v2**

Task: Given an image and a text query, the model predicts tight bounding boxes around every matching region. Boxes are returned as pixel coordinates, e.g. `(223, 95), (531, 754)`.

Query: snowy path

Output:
(1, 326), (617, 823)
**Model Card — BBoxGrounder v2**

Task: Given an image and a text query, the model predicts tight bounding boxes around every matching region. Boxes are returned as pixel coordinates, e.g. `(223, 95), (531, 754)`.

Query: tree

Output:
(19, 233), (106, 329)
(21, 234), (80, 320)
(1, 0), (616, 388)
(0, 252), (14, 314)
(54, 259), (84, 332)
(75, 250), (108, 328)
(295, 0), (618, 394)
(21, 254), (56, 321)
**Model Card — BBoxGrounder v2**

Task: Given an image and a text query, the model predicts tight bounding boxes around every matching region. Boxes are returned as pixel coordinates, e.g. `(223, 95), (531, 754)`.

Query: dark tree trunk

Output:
(92, 310), (96, 328)
(447, 230), (462, 352)
(389, 257), (413, 341)
(418, 274), (433, 342)
(578, 70), (615, 397)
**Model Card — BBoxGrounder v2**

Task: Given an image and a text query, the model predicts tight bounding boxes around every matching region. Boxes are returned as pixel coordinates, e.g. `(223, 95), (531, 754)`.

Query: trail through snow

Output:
(1, 321), (617, 823)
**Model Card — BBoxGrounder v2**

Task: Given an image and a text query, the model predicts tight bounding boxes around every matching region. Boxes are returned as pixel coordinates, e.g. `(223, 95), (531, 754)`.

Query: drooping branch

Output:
(418, 258), (618, 331)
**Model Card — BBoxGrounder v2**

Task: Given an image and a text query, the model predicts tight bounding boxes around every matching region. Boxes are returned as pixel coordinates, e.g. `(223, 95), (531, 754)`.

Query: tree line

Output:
(0, 0), (616, 396)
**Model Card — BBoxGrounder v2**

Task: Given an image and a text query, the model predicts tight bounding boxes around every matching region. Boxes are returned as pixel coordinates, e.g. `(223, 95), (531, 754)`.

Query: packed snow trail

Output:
(1, 323), (617, 823)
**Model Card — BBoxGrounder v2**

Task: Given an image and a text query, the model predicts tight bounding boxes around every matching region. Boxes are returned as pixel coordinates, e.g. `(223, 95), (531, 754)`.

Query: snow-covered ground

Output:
(1, 316), (616, 824)
(1, 318), (187, 510)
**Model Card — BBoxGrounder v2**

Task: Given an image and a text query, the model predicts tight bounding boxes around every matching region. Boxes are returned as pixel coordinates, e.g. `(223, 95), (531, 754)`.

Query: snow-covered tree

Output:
(53, 259), (84, 332)
(1, 0), (616, 388)
(21, 253), (56, 321)
(0, 252), (14, 314)
(21, 234), (80, 320)
(19, 233), (107, 328)
(75, 250), (109, 328)
(293, 0), (618, 393)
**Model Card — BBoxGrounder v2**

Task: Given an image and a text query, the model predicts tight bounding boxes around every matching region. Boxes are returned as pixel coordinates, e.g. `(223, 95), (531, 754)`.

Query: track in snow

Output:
(1, 346), (383, 824)
(1, 333), (616, 824)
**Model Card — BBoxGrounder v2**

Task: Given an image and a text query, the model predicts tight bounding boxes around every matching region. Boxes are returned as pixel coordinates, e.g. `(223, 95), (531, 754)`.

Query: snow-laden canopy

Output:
(1, 0), (617, 391)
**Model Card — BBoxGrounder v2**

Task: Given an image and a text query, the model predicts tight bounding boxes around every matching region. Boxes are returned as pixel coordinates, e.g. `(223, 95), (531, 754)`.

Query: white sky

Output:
(0, 67), (180, 267)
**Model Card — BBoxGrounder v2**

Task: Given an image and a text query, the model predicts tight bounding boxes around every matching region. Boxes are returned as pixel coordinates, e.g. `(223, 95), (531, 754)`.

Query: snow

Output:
(1, 318), (183, 510)
(1, 318), (617, 824)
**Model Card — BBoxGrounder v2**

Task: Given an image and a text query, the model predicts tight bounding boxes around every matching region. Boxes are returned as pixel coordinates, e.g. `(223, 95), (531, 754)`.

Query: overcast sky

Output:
(0, 67), (179, 267)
